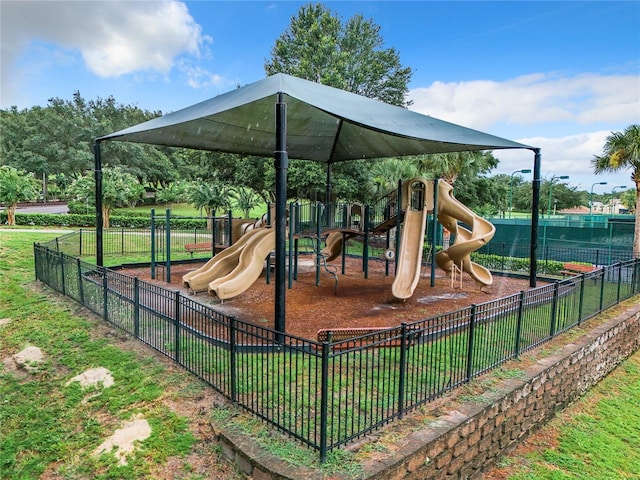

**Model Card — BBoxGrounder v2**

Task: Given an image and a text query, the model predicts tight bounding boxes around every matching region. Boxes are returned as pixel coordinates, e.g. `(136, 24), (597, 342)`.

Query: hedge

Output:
(0, 211), (209, 229)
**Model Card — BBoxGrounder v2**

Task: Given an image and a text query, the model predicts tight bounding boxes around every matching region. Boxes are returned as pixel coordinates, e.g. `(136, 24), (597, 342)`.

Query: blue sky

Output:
(2, 1), (639, 192)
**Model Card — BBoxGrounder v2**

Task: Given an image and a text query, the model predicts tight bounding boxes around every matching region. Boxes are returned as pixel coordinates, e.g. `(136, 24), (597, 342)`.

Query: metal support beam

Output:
(94, 141), (103, 267)
(274, 93), (288, 336)
(529, 149), (542, 287)
(430, 178), (439, 287)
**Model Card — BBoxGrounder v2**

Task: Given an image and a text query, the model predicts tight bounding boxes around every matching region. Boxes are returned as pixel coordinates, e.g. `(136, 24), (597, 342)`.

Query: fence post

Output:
(165, 209), (171, 283)
(466, 305), (477, 382)
(77, 258), (84, 305)
(514, 291), (525, 357)
(121, 227), (125, 254)
(150, 209), (156, 280)
(616, 262), (622, 303)
(288, 202), (295, 289)
(229, 316), (237, 403)
(59, 252), (66, 296)
(599, 267), (606, 312)
(578, 275), (585, 325)
(550, 282), (559, 337)
(79, 228), (83, 257)
(134, 277), (140, 339)
(316, 204), (322, 287)
(174, 290), (181, 363)
(319, 342), (330, 462)
(397, 323), (408, 419)
(211, 216), (217, 257)
(102, 268), (108, 322)
(363, 205), (370, 279)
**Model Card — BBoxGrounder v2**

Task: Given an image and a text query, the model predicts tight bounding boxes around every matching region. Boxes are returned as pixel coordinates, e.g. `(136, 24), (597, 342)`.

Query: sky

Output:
(1, 0), (639, 193)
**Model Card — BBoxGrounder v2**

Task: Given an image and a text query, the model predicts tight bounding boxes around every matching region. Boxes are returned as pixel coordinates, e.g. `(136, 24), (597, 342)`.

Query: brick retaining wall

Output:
(215, 302), (640, 479)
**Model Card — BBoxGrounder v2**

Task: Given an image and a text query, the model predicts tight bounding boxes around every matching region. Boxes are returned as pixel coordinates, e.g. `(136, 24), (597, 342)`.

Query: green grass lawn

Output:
(116, 202), (269, 219)
(488, 349), (640, 479)
(0, 231), (242, 479)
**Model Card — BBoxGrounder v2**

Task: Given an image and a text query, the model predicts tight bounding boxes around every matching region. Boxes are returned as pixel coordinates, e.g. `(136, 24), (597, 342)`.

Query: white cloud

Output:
(1, 0), (210, 77)
(408, 72), (639, 131)
(408, 72), (639, 190)
(493, 131), (633, 190)
(181, 64), (229, 89)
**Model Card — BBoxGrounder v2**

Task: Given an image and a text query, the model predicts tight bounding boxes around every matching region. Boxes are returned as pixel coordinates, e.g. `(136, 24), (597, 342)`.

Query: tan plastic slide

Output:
(208, 227), (275, 300)
(435, 181), (495, 286)
(320, 231), (359, 262)
(391, 179), (430, 300)
(182, 227), (267, 292)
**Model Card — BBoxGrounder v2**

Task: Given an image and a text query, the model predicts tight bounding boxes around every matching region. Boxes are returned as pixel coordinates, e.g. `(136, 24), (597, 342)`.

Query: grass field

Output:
(1, 229), (638, 479)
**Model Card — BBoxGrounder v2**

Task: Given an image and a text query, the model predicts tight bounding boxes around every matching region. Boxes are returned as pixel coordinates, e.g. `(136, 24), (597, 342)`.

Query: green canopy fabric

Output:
(99, 73), (532, 161)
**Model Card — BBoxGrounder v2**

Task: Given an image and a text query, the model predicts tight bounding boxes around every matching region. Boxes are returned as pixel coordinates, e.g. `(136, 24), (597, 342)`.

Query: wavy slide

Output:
(182, 227), (268, 292)
(435, 181), (495, 286)
(320, 231), (359, 262)
(391, 179), (430, 300)
(208, 227), (275, 300)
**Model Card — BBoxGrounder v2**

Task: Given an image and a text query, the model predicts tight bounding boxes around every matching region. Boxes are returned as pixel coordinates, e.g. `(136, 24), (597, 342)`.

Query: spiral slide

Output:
(208, 227), (275, 300)
(435, 181), (495, 286)
(182, 227), (268, 292)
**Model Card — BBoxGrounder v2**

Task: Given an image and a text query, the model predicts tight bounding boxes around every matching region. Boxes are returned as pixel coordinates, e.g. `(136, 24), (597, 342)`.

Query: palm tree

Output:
(413, 151), (498, 185)
(592, 124), (640, 256)
(187, 179), (232, 229)
(230, 187), (262, 219)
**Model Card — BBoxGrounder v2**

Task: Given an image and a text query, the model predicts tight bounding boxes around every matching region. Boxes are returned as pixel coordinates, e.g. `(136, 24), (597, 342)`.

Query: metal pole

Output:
(530, 149), (542, 287)
(94, 141), (103, 267)
(274, 92), (288, 336)
(430, 178), (439, 287)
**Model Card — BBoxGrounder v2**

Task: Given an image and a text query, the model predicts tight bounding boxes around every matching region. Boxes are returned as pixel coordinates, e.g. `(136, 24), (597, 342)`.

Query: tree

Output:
(230, 187), (263, 218)
(0, 166), (40, 225)
(187, 179), (232, 228)
(68, 167), (144, 228)
(155, 181), (189, 207)
(592, 125), (640, 256)
(265, 3), (413, 107)
(264, 3), (414, 203)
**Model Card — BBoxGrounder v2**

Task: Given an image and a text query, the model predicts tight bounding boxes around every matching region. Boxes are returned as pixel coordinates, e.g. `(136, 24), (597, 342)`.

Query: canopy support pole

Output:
(274, 93), (288, 336)
(430, 177), (439, 287)
(94, 141), (104, 267)
(529, 148), (542, 287)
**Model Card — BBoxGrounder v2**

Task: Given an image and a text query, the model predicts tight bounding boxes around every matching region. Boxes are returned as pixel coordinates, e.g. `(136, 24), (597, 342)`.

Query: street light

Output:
(610, 185), (627, 214)
(509, 169), (532, 219)
(547, 175), (569, 219)
(590, 181), (608, 215)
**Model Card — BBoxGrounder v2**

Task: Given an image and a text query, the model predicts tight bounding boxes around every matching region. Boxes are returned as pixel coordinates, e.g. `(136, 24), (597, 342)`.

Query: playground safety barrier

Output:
(34, 240), (639, 462)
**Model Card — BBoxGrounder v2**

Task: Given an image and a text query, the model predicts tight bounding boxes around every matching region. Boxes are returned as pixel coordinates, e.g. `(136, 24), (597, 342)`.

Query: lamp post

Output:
(590, 181), (608, 215)
(547, 175), (569, 219)
(509, 169), (532, 219)
(610, 185), (626, 214)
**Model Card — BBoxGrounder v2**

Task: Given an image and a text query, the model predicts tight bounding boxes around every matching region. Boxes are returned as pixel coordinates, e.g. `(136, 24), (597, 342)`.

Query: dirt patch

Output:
(123, 256), (537, 341)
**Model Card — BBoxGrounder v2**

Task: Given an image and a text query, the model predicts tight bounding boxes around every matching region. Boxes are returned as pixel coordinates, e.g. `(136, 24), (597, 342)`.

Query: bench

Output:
(559, 262), (598, 277)
(317, 327), (422, 350)
(184, 242), (213, 257)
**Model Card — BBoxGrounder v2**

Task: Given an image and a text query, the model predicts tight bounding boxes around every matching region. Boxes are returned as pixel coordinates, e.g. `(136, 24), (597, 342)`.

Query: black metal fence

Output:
(33, 239), (640, 461)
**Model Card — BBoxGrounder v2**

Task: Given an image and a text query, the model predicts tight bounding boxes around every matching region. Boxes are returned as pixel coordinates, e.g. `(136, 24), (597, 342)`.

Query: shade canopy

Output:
(96, 73), (541, 331)
(99, 73), (531, 161)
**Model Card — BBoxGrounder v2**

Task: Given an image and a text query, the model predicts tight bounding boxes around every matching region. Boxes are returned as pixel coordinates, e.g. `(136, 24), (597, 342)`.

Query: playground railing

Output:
(33, 238), (640, 461)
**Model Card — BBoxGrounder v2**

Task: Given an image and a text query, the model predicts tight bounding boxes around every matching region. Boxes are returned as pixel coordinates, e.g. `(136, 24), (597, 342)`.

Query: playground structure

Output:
(181, 178), (495, 301)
